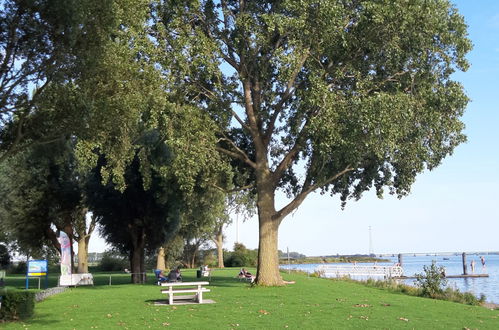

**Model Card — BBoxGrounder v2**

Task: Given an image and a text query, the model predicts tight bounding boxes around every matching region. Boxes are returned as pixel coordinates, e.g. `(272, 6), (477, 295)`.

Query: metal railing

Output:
(316, 265), (403, 278)
(108, 272), (146, 285)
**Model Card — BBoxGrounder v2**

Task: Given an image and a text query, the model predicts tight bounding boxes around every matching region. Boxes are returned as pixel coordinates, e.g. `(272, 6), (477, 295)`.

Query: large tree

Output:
(85, 140), (182, 283)
(155, 0), (472, 285)
(0, 138), (96, 272)
(0, 0), (119, 162)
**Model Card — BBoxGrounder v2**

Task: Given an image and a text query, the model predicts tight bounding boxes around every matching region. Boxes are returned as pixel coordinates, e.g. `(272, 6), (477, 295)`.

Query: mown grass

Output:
(2, 268), (499, 329)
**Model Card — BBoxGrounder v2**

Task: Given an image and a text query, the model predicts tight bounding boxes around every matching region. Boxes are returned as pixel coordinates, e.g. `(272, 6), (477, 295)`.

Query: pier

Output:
(394, 274), (489, 280)
(316, 265), (403, 279)
(392, 252), (489, 279)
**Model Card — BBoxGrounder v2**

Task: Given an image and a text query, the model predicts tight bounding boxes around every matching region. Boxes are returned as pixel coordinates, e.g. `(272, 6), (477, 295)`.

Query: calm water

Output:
(280, 254), (499, 303)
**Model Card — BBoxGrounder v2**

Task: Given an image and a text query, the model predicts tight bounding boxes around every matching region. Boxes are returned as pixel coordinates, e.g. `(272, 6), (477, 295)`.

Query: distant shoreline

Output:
(281, 256), (390, 264)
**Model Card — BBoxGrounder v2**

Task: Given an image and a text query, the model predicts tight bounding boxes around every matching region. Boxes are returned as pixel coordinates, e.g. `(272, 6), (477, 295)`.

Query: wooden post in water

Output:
(398, 254), (403, 267)
(462, 252), (468, 275)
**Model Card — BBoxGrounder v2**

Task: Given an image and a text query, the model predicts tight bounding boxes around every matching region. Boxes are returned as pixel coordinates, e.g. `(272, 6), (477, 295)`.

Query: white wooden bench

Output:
(160, 281), (210, 305)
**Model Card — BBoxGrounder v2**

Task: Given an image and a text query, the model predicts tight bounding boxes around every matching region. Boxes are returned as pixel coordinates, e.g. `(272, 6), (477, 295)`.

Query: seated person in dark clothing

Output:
(168, 267), (182, 282)
(238, 268), (255, 282)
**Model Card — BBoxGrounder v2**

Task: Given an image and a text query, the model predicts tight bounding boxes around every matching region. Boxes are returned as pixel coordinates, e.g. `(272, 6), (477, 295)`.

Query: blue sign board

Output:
(26, 259), (48, 289)
(27, 260), (48, 276)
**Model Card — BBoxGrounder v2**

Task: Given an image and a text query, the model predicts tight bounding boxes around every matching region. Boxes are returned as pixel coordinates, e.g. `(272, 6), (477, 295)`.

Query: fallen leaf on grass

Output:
(336, 298), (346, 302)
(380, 303), (391, 307)
(359, 316), (369, 320)
(162, 322), (170, 326)
(398, 317), (409, 322)
(106, 314), (113, 318)
(353, 304), (372, 308)
(258, 309), (270, 315)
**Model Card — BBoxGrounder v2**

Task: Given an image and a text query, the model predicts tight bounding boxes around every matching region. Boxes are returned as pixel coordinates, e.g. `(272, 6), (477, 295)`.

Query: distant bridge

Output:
(377, 251), (499, 257)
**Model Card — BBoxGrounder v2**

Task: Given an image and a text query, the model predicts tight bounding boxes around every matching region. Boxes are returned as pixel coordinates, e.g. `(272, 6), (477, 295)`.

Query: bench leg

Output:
(169, 293), (173, 305)
(196, 291), (203, 303)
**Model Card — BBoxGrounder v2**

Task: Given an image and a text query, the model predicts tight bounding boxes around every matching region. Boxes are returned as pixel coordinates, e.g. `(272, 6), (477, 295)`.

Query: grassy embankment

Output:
(2, 268), (499, 329)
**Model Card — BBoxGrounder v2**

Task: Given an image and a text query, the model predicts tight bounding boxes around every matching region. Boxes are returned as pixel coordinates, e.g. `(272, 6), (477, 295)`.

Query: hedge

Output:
(0, 288), (35, 321)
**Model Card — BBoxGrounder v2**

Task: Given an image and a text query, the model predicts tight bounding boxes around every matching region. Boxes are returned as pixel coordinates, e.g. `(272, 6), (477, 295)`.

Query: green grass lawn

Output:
(2, 268), (499, 329)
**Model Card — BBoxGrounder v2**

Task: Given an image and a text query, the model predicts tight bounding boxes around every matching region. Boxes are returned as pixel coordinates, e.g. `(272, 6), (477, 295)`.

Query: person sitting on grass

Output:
(238, 268), (255, 283)
(168, 266), (182, 282)
(154, 269), (168, 283)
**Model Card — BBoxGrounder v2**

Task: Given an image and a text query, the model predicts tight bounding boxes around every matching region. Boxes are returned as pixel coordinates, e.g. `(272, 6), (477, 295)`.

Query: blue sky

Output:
(90, 1), (499, 256)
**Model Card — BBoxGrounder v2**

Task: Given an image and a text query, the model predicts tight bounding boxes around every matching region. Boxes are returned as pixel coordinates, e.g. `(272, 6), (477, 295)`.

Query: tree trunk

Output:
(256, 216), (283, 286)
(214, 230), (224, 268)
(190, 246), (198, 268)
(77, 236), (89, 273)
(156, 247), (166, 270)
(255, 179), (284, 286)
(75, 207), (94, 274)
(129, 225), (145, 284)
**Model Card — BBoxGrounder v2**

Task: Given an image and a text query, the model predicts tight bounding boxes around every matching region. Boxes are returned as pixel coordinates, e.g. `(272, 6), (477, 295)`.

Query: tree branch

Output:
(231, 109), (251, 132)
(272, 117), (311, 183)
(211, 183), (254, 193)
(274, 165), (354, 222)
(215, 145), (257, 169)
(264, 50), (309, 146)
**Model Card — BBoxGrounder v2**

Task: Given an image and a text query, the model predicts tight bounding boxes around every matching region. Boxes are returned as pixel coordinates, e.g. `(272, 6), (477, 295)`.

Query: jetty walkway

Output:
(316, 265), (403, 279)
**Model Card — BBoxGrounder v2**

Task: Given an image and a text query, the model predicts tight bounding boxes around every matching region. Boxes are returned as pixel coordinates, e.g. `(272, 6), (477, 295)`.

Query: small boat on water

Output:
(443, 257), (450, 260)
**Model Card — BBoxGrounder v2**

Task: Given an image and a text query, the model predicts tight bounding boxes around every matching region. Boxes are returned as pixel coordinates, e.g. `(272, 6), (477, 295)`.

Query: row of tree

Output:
(0, 0), (471, 285)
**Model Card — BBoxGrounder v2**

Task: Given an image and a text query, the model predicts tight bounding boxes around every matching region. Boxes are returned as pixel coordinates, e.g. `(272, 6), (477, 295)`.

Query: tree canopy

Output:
(154, 0), (471, 285)
(0, 0), (121, 162)
(0, 0), (472, 286)
(0, 138), (92, 270)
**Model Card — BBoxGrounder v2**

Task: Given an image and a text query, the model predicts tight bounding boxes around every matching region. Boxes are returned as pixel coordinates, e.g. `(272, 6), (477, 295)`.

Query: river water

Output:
(280, 254), (499, 303)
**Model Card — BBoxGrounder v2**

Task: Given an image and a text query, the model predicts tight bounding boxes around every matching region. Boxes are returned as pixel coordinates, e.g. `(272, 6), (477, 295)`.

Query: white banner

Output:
(57, 231), (72, 275)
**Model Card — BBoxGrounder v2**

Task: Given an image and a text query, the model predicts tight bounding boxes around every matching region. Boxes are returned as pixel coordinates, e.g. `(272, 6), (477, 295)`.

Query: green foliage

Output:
(199, 249), (217, 267)
(0, 0), (123, 162)
(361, 277), (485, 306)
(86, 138), (191, 279)
(414, 262), (448, 298)
(155, 0), (472, 284)
(0, 245), (11, 268)
(224, 243), (258, 267)
(97, 252), (128, 272)
(0, 138), (90, 258)
(7, 262), (26, 275)
(0, 289), (35, 321)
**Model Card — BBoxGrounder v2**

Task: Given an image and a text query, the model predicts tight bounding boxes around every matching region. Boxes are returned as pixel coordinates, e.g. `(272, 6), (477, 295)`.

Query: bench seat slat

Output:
(161, 288), (210, 294)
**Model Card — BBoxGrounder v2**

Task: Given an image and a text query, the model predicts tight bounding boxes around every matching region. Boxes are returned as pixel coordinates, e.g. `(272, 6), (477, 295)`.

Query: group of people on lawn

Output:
(156, 266), (183, 283)
(238, 268), (255, 282)
(155, 266), (255, 283)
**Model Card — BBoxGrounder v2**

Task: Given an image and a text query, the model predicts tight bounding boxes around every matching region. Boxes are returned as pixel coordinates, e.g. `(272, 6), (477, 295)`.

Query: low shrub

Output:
(7, 262), (26, 275)
(359, 275), (484, 306)
(0, 289), (35, 321)
(414, 262), (447, 298)
(97, 253), (128, 272)
(224, 243), (257, 267)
